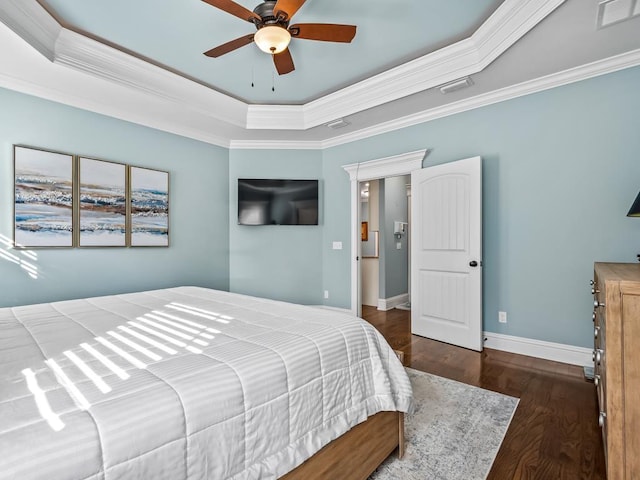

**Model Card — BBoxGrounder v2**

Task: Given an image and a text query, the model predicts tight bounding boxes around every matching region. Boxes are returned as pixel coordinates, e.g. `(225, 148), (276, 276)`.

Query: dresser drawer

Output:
(593, 262), (640, 480)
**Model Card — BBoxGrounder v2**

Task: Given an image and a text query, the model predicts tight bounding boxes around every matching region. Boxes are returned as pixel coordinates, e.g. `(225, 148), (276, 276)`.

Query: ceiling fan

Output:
(202, 0), (357, 75)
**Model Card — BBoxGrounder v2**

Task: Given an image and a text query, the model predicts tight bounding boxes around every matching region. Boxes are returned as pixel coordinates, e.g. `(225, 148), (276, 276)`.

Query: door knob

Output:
(469, 261), (478, 267)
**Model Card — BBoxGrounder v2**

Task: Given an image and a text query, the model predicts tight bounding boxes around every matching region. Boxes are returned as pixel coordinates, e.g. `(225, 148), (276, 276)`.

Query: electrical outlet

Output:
(498, 311), (507, 323)
(324, 290), (329, 299)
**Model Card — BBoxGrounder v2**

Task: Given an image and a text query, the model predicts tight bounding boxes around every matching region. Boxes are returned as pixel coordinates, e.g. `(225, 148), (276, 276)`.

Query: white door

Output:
(411, 156), (482, 351)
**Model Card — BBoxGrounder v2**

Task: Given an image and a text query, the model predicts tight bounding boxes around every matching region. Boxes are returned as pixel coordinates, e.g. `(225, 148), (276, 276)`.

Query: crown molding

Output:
(0, 0), (565, 133)
(320, 47), (640, 149)
(0, 0), (61, 61)
(231, 48), (640, 150)
(53, 29), (248, 129)
(245, 104), (305, 130)
(229, 139), (323, 150)
(250, 0), (567, 130)
(473, 0), (565, 67)
(0, 69), (232, 149)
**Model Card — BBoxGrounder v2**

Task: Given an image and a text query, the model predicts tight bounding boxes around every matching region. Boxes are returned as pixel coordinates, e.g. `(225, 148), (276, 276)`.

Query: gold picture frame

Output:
(129, 166), (169, 247)
(78, 157), (127, 247)
(14, 145), (75, 248)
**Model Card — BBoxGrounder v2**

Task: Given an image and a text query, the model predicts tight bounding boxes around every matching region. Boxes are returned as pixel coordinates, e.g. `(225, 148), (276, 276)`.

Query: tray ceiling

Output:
(0, 0), (639, 147)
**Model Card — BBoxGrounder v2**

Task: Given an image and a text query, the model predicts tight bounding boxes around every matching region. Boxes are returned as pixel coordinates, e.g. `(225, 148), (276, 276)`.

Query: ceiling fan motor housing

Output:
(253, 1), (290, 28)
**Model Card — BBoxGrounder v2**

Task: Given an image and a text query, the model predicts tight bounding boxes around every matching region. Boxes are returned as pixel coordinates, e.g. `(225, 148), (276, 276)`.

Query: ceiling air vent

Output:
(438, 76), (474, 94)
(326, 119), (350, 130)
(597, 0), (640, 28)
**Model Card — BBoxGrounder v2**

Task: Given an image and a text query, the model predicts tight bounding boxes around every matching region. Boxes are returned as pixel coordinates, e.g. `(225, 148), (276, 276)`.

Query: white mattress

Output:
(0, 287), (413, 480)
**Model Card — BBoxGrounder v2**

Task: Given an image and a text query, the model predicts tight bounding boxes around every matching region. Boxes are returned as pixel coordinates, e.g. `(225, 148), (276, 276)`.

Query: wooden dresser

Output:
(592, 262), (640, 480)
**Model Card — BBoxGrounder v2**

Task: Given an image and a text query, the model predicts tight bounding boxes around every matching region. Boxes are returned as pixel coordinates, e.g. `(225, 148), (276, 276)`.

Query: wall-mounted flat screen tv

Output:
(238, 179), (319, 225)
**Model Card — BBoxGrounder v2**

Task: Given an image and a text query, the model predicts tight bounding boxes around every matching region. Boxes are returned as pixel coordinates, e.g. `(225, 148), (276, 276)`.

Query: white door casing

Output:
(343, 149), (427, 316)
(411, 156), (482, 351)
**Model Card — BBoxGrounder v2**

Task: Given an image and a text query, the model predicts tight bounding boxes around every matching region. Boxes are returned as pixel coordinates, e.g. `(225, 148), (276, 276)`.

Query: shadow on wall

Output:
(0, 234), (38, 279)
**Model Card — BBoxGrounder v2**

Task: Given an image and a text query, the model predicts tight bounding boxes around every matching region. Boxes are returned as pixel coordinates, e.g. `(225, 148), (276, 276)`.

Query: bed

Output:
(0, 286), (413, 479)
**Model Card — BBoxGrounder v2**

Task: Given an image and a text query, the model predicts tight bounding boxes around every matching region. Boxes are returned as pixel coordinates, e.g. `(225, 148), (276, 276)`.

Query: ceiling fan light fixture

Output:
(254, 25), (291, 54)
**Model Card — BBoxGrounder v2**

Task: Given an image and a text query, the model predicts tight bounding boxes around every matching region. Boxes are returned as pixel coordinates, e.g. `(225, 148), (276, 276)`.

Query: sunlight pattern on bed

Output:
(1, 287), (412, 480)
(16, 300), (232, 432)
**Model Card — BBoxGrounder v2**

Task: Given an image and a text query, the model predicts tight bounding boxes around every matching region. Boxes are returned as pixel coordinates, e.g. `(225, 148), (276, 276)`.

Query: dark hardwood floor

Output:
(361, 305), (606, 480)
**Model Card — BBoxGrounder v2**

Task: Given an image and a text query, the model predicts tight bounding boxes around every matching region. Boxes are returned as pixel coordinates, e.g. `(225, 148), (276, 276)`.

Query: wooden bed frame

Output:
(282, 411), (405, 480)
(283, 349), (406, 479)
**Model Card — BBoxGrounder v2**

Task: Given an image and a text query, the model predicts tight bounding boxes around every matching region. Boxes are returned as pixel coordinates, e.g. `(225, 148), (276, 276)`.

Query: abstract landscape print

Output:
(14, 146), (74, 247)
(130, 166), (169, 247)
(79, 158), (127, 247)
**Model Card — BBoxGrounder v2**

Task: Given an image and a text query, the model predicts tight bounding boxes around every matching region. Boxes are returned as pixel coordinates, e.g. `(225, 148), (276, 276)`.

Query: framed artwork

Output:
(361, 221), (368, 242)
(129, 166), (169, 247)
(79, 157), (127, 247)
(14, 146), (74, 248)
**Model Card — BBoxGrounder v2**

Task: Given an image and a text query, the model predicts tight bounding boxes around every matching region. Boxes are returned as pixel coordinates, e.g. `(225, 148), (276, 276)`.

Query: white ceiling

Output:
(0, 0), (639, 148)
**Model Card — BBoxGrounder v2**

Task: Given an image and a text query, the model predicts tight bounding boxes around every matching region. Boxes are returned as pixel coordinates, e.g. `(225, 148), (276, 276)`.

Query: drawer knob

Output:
(590, 280), (595, 286)
(594, 375), (600, 387)
(591, 288), (600, 295)
(594, 300), (605, 308)
(594, 326), (600, 339)
(592, 312), (596, 322)
(599, 411), (606, 427)
(593, 349), (603, 364)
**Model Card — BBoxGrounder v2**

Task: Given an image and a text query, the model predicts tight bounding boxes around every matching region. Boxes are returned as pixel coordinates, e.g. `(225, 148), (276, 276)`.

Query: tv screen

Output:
(238, 179), (319, 225)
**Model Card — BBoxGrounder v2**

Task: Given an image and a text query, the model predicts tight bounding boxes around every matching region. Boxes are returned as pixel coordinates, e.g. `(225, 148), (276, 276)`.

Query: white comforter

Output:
(0, 287), (413, 480)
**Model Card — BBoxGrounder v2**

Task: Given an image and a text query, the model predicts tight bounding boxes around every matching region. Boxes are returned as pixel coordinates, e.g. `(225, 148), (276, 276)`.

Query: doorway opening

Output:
(360, 177), (412, 313)
(342, 149), (427, 317)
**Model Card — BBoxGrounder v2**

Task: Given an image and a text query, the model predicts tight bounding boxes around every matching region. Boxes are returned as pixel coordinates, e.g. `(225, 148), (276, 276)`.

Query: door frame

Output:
(342, 149), (427, 316)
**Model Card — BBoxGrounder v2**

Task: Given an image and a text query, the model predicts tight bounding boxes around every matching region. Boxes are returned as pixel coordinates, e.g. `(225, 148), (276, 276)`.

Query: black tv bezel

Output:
(237, 178), (319, 226)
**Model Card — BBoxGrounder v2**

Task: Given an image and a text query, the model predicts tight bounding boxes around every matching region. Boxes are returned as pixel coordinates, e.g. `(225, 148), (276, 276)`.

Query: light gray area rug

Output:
(370, 368), (519, 480)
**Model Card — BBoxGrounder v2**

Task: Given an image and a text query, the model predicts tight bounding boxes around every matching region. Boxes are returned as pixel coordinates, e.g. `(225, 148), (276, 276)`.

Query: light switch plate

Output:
(332, 241), (343, 250)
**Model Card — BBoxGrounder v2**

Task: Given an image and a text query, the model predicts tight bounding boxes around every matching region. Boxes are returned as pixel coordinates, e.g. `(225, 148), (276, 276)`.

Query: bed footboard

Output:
(281, 410), (404, 480)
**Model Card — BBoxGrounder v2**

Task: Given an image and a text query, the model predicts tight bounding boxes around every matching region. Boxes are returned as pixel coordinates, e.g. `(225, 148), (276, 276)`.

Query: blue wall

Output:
(3, 64), (640, 350)
(0, 87), (230, 307)
(380, 176), (409, 299)
(228, 149), (324, 304)
(321, 65), (640, 348)
(321, 149), (352, 308)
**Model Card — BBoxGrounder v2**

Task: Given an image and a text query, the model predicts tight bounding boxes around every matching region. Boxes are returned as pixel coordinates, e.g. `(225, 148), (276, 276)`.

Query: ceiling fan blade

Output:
(290, 23), (357, 43)
(273, 0), (307, 20)
(273, 48), (295, 75)
(201, 0), (261, 23)
(204, 34), (255, 57)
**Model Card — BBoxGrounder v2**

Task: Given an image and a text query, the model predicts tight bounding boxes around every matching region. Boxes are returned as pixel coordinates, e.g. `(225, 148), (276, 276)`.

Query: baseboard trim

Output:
(378, 293), (409, 312)
(312, 305), (353, 314)
(483, 331), (592, 367)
